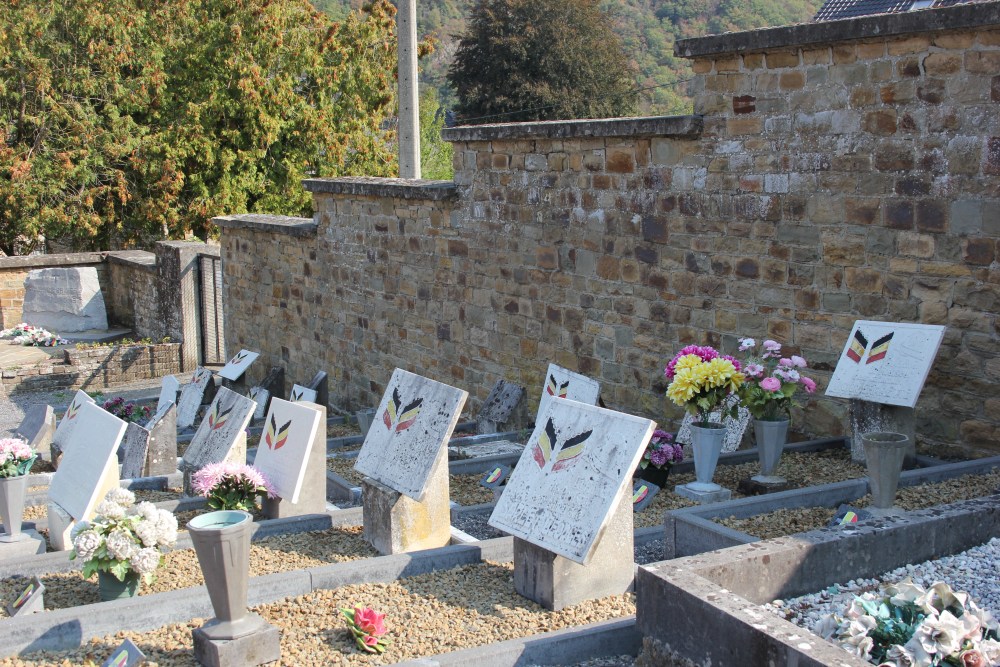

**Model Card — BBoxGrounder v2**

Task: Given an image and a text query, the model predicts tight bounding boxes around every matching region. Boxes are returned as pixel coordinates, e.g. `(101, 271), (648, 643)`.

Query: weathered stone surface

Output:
(255, 400), (326, 516)
(180, 387), (256, 473)
(14, 405), (56, 454)
(50, 390), (95, 463)
(21, 267), (108, 333)
(119, 422), (150, 480)
(157, 375), (180, 415)
(476, 379), (526, 434)
(176, 368), (213, 430)
(192, 623), (281, 667)
(145, 403), (177, 477)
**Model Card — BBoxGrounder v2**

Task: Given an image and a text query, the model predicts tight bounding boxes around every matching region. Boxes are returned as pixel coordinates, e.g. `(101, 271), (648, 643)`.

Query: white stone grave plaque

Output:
(157, 375), (180, 415)
(354, 369), (468, 500)
(180, 387), (256, 472)
(289, 384), (317, 403)
(52, 390), (96, 456)
(489, 398), (655, 564)
(49, 402), (127, 520)
(826, 321), (946, 408)
(176, 367), (213, 429)
(675, 394), (751, 453)
(536, 363), (600, 422)
(252, 398), (322, 503)
(218, 349), (259, 382)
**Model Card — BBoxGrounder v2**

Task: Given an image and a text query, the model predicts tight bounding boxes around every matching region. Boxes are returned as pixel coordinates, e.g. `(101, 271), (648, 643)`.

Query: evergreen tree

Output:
(447, 0), (639, 124)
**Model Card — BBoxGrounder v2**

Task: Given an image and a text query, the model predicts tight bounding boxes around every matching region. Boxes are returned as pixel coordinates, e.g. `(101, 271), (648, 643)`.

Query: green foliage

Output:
(448, 0), (639, 123)
(419, 87), (453, 179)
(0, 0), (403, 253)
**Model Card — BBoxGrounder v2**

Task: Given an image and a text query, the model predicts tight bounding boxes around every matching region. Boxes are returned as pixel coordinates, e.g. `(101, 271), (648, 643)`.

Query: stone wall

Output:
(218, 4), (1000, 456)
(106, 252), (159, 338)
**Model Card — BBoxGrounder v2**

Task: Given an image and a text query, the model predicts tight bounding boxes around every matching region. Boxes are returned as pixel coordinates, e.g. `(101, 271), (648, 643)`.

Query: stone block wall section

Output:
(217, 4), (1000, 456)
(0, 253), (108, 328)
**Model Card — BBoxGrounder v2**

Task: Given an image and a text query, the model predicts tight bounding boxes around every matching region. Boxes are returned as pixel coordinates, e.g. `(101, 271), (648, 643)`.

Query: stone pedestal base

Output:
(674, 483), (732, 504)
(0, 529), (45, 558)
(262, 404), (326, 520)
(192, 619), (280, 667)
(513, 487), (633, 611)
(46, 502), (74, 551)
(362, 446), (450, 555)
(738, 477), (790, 496)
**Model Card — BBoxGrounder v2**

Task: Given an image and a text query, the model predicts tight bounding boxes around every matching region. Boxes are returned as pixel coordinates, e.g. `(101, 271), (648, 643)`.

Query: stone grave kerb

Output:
(254, 399), (327, 519)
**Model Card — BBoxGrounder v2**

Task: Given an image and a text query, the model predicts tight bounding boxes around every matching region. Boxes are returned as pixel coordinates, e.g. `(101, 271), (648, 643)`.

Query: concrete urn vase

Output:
(861, 432), (910, 510)
(0, 474), (30, 542)
(751, 418), (790, 484)
(187, 510), (268, 640)
(688, 423), (726, 492)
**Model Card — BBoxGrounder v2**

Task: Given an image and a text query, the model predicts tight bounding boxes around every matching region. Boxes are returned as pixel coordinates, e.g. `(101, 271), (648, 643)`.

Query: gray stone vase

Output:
(0, 475), (29, 542)
(861, 431), (910, 509)
(751, 418), (790, 484)
(688, 423), (726, 492)
(187, 510), (268, 640)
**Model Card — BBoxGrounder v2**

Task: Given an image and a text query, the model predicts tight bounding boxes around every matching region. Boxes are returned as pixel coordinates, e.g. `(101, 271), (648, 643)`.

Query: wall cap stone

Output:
(107, 251), (157, 270)
(0, 252), (106, 270)
(441, 115), (703, 142)
(675, 3), (1000, 58)
(214, 214), (317, 238)
(303, 176), (458, 201)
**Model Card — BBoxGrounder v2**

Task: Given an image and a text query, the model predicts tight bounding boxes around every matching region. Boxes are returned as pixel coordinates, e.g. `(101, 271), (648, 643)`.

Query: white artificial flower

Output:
(129, 547), (162, 575)
(70, 520), (91, 540)
(885, 578), (924, 606)
(134, 519), (158, 548)
(979, 638), (1000, 663)
(883, 644), (916, 667)
(95, 500), (126, 519)
(72, 530), (104, 561)
(105, 529), (137, 561)
(103, 487), (136, 507)
(738, 337), (755, 351)
(814, 613), (841, 640)
(915, 610), (966, 657)
(154, 510), (178, 546)
(132, 501), (158, 521)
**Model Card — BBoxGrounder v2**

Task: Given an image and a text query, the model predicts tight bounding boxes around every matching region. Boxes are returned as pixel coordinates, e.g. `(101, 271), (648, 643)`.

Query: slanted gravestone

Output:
(100, 639), (145, 667)
(157, 375), (180, 415)
(477, 379), (525, 434)
(218, 349), (259, 382)
(249, 387), (270, 422)
(145, 402), (177, 477)
(675, 394), (751, 454)
(48, 402), (128, 550)
(120, 423), (150, 480)
(177, 367), (214, 430)
(249, 366), (284, 422)
(22, 267), (108, 332)
(253, 399), (326, 518)
(50, 390), (96, 465)
(289, 384), (317, 403)
(14, 405), (56, 455)
(179, 387), (256, 494)
(355, 369), (468, 554)
(826, 321), (946, 462)
(536, 363), (600, 423)
(307, 370), (328, 408)
(489, 398), (655, 610)
(6, 577), (44, 616)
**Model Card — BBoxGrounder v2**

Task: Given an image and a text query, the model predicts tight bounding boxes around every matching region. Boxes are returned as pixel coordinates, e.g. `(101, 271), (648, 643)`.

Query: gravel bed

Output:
(0, 526), (375, 617)
(327, 459), (496, 506)
(715, 469), (1000, 539)
(4, 562), (635, 666)
(765, 537), (1000, 635)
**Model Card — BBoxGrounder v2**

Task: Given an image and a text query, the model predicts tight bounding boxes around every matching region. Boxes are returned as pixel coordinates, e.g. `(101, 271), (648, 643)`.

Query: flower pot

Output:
(0, 475), (29, 543)
(187, 510), (268, 640)
(688, 422), (726, 492)
(752, 418), (789, 484)
(861, 431), (909, 510)
(98, 570), (140, 601)
(638, 465), (671, 488)
(355, 408), (377, 436)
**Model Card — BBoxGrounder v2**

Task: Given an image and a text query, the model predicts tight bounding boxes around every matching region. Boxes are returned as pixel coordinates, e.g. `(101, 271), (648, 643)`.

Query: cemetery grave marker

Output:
(477, 379), (525, 434)
(675, 394), (751, 454)
(100, 639), (145, 667)
(218, 349), (259, 382)
(828, 504), (873, 527)
(355, 369), (468, 554)
(5, 577), (44, 616)
(144, 402), (178, 477)
(480, 465), (511, 490)
(632, 480), (661, 512)
(289, 384), (317, 404)
(50, 390), (95, 464)
(249, 367), (285, 422)
(306, 370), (328, 408)
(157, 375), (180, 415)
(120, 422), (151, 480)
(253, 398), (326, 518)
(48, 402), (127, 550)
(14, 405), (56, 455)
(249, 387), (270, 421)
(176, 367), (214, 430)
(180, 387), (256, 493)
(536, 364), (600, 423)
(489, 398), (655, 609)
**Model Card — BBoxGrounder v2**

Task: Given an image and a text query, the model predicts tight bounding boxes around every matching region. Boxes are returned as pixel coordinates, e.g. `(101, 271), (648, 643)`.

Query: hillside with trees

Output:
(314, 0), (821, 114)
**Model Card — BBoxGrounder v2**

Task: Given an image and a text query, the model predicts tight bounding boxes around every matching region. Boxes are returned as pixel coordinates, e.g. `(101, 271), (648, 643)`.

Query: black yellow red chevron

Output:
(866, 332), (893, 364)
(847, 329), (868, 363)
(545, 374), (570, 398)
(382, 387), (423, 433)
(264, 413), (292, 450)
(531, 418), (592, 471)
(208, 403), (234, 431)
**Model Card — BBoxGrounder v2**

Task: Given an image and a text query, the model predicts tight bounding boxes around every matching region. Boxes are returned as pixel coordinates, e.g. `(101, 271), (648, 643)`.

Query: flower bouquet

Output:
(0, 437), (38, 541)
(0, 323), (67, 347)
(637, 429), (684, 486)
(0, 437), (36, 478)
(70, 488), (178, 599)
(341, 606), (390, 653)
(101, 396), (152, 425)
(736, 338), (816, 422)
(192, 462), (276, 513)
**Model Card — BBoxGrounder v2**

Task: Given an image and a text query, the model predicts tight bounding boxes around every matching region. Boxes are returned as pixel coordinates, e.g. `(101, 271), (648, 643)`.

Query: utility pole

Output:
(397, 0), (421, 179)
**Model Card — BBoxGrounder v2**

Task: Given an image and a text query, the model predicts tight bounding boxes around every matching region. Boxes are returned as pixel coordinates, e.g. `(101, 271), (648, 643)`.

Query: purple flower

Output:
(722, 355), (741, 372)
(650, 449), (669, 466)
(665, 345), (720, 379)
(760, 377), (782, 392)
(790, 355), (807, 368)
(762, 340), (781, 358)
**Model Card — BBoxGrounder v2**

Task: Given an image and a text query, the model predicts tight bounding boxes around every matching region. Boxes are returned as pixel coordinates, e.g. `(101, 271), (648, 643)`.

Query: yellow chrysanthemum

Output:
(666, 368), (698, 405)
(673, 354), (702, 373)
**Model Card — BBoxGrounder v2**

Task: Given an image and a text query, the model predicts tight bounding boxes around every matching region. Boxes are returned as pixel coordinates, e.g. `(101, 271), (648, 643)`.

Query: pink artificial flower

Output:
(354, 607), (387, 638)
(790, 355), (807, 368)
(760, 377), (782, 392)
(778, 358), (794, 367)
(762, 340), (781, 358)
(745, 363), (764, 378)
(738, 337), (755, 352)
(801, 377), (817, 393)
(722, 355), (742, 372)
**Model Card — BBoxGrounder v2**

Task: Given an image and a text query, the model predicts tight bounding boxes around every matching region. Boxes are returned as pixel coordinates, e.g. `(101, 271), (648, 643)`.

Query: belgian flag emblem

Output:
(846, 329), (868, 363)
(866, 332), (893, 365)
(382, 388), (423, 433)
(545, 375), (570, 398)
(531, 417), (592, 472)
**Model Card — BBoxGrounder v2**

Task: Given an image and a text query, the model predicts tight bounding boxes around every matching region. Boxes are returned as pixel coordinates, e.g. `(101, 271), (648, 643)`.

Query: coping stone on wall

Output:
(674, 2), (1000, 58)
(441, 114), (704, 142)
(213, 214), (318, 238)
(303, 176), (459, 201)
(107, 250), (157, 271)
(0, 253), (106, 270)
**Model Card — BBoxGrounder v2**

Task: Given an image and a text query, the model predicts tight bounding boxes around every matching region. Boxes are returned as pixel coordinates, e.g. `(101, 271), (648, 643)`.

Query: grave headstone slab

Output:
(249, 387), (270, 422)
(307, 371), (328, 409)
(145, 402), (178, 477)
(51, 390), (96, 462)
(253, 399), (323, 505)
(289, 384), (317, 404)
(489, 398), (655, 564)
(120, 423), (151, 480)
(354, 368), (469, 501)
(5, 577), (44, 616)
(101, 639), (145, 667)
(480, 465), (511, 489)
(181, 387), (256, 474)
(250, 366), (285, 421)
(536, 364), (600, 423)
(14, 405), (56, 454)
(177, 368), (214, 430)
(22, 267), (108, 332)
(632, 480), (660, 512)
(157, 375), (180, 415)
(218, 349), (259, 382)
(477, 379), (525, 434)
(675, 394), (751, 453)
(259, 402), (327, 519)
